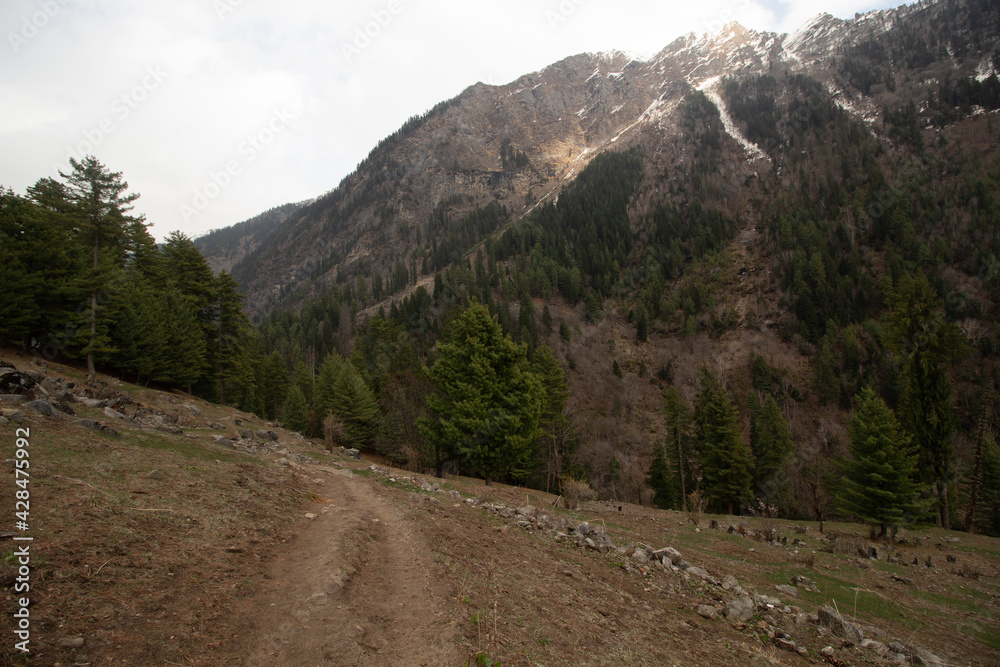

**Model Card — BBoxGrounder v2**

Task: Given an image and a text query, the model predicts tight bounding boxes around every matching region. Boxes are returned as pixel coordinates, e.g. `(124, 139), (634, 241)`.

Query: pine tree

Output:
(283, 385), (309, 433)
(59, 156), (148, 382)
(260, 350), (290, 420)
(663, 386), (695, 511)
(158, 292), (207, 392)
(749, 393), (794, 496)
(418, 302), (542, 485)
(885, 272), (965, 528)
(636, 306), (649, 342)
(647, 441), (673, 509)
(211, 271), (251, 405)
(837, 387), (925, 537)
(532, 344), (571, 492)
(694, 368), (754, 515)
(329, 362), (378, 448)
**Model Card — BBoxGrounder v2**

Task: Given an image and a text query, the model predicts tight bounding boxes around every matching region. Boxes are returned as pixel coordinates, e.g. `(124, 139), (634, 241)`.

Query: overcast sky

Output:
(1, 0), (901, 242)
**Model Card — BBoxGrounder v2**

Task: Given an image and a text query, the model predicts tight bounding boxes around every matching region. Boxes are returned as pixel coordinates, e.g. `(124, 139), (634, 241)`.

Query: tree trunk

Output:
(86, 233), (99, 385)
(965, 412), (987, 533)
(485, 471), (492, 486)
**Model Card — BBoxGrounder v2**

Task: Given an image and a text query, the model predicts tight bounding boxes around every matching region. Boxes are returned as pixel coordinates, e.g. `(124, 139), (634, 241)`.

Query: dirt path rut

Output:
(243, 468), (463, 666)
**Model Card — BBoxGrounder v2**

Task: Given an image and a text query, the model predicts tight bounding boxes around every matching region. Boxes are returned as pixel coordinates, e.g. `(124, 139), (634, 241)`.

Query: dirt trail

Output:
(243, 469), (464, 667)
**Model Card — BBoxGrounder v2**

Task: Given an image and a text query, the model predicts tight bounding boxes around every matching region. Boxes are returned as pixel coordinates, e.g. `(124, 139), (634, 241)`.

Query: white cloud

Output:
(0, 0), (902, 241)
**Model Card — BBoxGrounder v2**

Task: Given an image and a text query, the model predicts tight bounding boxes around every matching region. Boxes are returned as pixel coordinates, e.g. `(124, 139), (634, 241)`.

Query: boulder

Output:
(0, 370), (36, 396)
(515, 505), (537, 517)
(257, 430), (279, 441)
(26, 400), (59, 418)
(75, 419), (120, 438)
(0, 394), (28, 405)
(775, 584), (799, 598)
(817, 605), (864, 644)
(791, 575), (819, 592)
(696, 605), (718, 620)
(103, 406), (128, 421)
(653, 546), (684, 566)
(724, 596), (754, 622)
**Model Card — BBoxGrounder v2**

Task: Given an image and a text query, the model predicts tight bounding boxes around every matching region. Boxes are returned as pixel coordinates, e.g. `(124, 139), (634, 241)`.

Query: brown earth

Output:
(1, 350), (999, 666)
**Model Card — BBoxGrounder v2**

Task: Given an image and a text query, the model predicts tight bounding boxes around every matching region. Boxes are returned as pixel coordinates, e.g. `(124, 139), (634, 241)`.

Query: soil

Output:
(243, 469), (463, 666)
(1, 350), (999, 667)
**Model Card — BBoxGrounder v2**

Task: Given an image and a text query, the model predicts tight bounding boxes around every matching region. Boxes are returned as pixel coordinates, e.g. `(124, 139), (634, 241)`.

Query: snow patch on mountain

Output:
(697, 76), (768, 162)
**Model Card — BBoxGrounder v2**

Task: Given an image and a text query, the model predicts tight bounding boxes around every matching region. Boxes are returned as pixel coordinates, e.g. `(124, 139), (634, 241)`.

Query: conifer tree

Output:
(837, 387), (925, 537)
(663, 386), (695, 511)
(419, 302), (542, 484)
(329, 362), (378, 448)
(59, 156), (148, 382)
(749, 393), (794, 495)
(532, 344), (571, 492)
(647, 441), (673, 509)
(694, 368), (754, 514)
(283, 385), (309, 433)
(885, 272), (965, 527)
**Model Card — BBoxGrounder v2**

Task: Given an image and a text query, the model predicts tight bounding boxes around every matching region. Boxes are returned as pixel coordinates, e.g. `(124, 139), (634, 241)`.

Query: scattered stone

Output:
(892, 574), (915, 586)
(791, 575), (819, 592)
(946, 554), (957, 563)
(721, 574), (740, 591)
(0, 370), (37, 396)
(345, 447), (361, 460)
(182, 402), (201, 416)
(75, 418), (120, 437)
(820, 646), (835, 657)
(861, 639), (887, 653)
(754, 594), (782, 609)
(0, 394), (28, 405)
(632, 548), (651, 565)
(775, 584), (799, 598)
(817, 604), (864, 644)
(653, 546), (684, 566)
(774, 637), (798, 653)
(515, 505), (537, 517)
(724, 596), (755, 622)
(26, 399), (59, 417)
(686, 566), (711, 581)
(584, 537), (598, 550)
(945, 536), (963, 544)
(57, 636), (85, 648)
(257, 430), (279, 441)
(304, 513), (317, 520)
(1, 409), (25, 424)
(147, 470), (165, 480)
(696, 604), (718, 620)
(336, 469), (354, 479)
(449, 490), (462, 500)
(242, 429), (254, 439)
(103, 406), (128, 421)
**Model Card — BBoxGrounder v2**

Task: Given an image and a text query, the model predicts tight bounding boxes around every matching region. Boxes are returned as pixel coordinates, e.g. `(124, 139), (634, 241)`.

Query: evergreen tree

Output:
(694, 368), (755, 514)
(211, 271), (251, 405)
(283, 385), (309, 433)
(647, 441), (673, 509)
(158, 292), (207, 392)
(749, 393), (795, 497)
(663, 386), (696, 511)
(329, 362), (378, 448)
(59, 156), (148, 382)
(418, 302), (542, 484)
(260, 350), (290, 420)
(885, 272), (965, 527)
(532, 344), (571, 492)
(636, 306), (649, 342)
(838, 387), (925, 537)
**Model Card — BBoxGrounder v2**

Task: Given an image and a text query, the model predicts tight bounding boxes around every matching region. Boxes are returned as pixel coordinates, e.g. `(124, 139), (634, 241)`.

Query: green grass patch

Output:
(130, 432), (248, 462)
(961, 622), (1000, 652)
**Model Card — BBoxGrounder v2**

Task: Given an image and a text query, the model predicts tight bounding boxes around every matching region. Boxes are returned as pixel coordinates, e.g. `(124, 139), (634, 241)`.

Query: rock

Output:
(775, 584), (799, 598)
(147, 470), (165, 480)
(242, 429), (254, 439)
(653, 546), (684, 566)
(449, 490), (462, 500)
(696, 604), (718, 620)
(103, 406), (128, 421)
(861, 639), (887, 653)
(0, 394), (28, 405)
(78, 397), (108, 408)
(1, 409), (25, 424)
(515, 505), (537, 517)
(817, 605), (864, 644)
(26, 399), (59, 417)
(345, 447), (361, 460)
(257, 429), (279, 441)
(820, 646), (835, 657)
(0, 370), (37, 396)
(724, 596), (754, 623)
(304, 513), (317, 520)
(515, 520), (533, 530)
(572, 522), (591, 536)
(754, 594), (782, 609)
(892, 574), (915, 586)
(57, 636), (85, 648)
(686, 566), (711, 581)
(75, 418), (120, 437)
(336, 469), (354, 479)
(182, 402), (201, 415)
(774, 638), (798, 653)
(889, 641), (945, 666)
(721, 574), (740, 591)
(791, 574), (819, 592)
(632, 548), (651, 565)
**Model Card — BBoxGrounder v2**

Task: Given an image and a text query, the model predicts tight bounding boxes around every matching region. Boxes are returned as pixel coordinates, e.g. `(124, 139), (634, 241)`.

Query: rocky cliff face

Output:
(197, 0), (996, 316)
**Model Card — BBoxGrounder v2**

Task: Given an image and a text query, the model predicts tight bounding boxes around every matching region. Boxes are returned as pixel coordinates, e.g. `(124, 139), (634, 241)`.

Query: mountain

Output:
(199, 0), (998, 316)
(194, 0), (1000, 527)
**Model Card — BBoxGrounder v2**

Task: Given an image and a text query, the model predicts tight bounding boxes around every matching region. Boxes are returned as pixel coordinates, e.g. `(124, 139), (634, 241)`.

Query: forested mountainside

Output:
(6, 0), (1000, 536)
